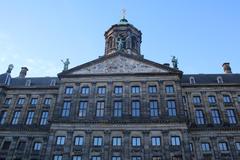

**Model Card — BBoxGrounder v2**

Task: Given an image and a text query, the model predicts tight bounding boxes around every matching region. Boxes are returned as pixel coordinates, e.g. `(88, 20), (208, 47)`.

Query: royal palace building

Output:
(0, 17), (240, 160)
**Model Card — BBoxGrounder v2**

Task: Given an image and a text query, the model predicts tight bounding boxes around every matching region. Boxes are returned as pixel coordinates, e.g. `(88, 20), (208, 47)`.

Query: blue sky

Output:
(0, 0), (239, 77)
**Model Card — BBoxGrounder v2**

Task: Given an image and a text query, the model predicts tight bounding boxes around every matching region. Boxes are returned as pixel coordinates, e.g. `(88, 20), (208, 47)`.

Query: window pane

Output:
(74, 136), (84, 146)
(40, 111), (48, 125)
(151, 137), (161, 146)
(79, 101), (88, 117)
(113, 101), (122, 117)
(12, 111), (20, 125)
(131, 86), (140, 94)
(93, 137), (102, 146)
(96, 101), (105, 117)
(62, 101), (71, 117)
(165, 85), (174, 93)
(195, 110), (205, 125)
(211, 109), (221, 124)
(97, 86), (106, 94)
(132, 101), (140, 117)
(114, 86), (123, 94)
(226, 109), (237, 124)
(148, 85), (157, 93)
(150, 100), (159, 117)
(81, 86), (90, 95)
(26, 111), (35, 125)
(167, 100), (176, 116)
(0, 111), (7, 125)
(56, 136), (65, 145)
(112, 137), (122, 146)
(65, 86), (73, 94)
(132, 137), (141, 146)
(171, 136), (180, 146)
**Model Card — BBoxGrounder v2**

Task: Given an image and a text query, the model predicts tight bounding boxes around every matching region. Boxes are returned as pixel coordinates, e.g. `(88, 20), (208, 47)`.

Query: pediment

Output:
(60, 53), (181, 76)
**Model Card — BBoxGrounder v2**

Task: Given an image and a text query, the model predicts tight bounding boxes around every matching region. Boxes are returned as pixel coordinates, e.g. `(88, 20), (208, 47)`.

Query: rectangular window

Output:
(112, 157), (121, 160)
(211, 109), (221, 124)
(1, 141), (11, 150)
(12, 111), (20, 125)
(193, 96), (201, 104)
(208, 96), (216, 104)
(151, 137), (161, 146)
(81, 86), (90, 95)
(235, 142), (240, 151)
(79, 101), (88, 117)
(226, 109), (237, 124)
(201, 143), (211, 152)
(26, 111), (34, 125)
(113, 101), (122, 117)
(91, 156), (101, 160)
(219, 142), (228, 151)
(132, 137), (141, 147)
(17, 141), (26, 151)
(73, 156), (82, 160)
(195, 110), (205, 125)
(0, 111), (7, 125)
(131, 86), (140, 94)
(167, 100), (176, 116)
(171, 136), (180, 146)
(150, 100), (159, 117)
(40, 111), (48, 125)
(44, 98), (52, 106)
(62, 101), (71, 117)
(30, 98), (38, 106)
(53, 155), (62, 160)
(93, 137), (103, 146)
(97, 86), (106, 95)
(238, 96), (240, 103)
(114, 86), (123, 94)
(148, 85), (157, 94)
(165, 85), (174, 93)
(17, 98), (25, 105)
(132, 156), (141, 160)
(96, 101), (105, 117)
(223, 95), (231, 103)
(4, 98), (12, 105)
(131, 101), (140, 117)
(33, 142), (42, 151)
(112, 137), (122, 146)
(74, 136), (84, 146)
(56, 136), (65, 145)
(65, 86), (73, 95)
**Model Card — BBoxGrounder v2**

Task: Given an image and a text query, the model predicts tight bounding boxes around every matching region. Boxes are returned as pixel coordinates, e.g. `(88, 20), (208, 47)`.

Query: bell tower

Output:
(104, 13), (142, 57)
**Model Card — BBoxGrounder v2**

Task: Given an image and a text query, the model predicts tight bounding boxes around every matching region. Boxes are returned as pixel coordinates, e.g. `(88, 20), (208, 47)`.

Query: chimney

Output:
(163, 63), (170, 67)
(19, 67), (28, 78)
(222, 63), (232, 74)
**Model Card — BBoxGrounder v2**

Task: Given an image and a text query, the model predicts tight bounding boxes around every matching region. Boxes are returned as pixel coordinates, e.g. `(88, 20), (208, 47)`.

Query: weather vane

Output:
(122, 8), (126, 19)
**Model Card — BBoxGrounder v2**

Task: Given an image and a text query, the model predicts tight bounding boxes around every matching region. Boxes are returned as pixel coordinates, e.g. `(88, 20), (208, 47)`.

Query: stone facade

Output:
(0, 18), (240, 160)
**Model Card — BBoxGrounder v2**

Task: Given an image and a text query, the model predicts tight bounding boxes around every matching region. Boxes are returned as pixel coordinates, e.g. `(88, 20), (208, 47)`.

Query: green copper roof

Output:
(119, 18), (128, 24)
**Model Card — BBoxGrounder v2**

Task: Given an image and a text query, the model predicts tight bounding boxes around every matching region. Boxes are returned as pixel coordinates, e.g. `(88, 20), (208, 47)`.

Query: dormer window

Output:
(189, 76), (195, 84)
(50, 79), (56, 86)
(25, 79), (31, 86)
(217, 76), (223, 84)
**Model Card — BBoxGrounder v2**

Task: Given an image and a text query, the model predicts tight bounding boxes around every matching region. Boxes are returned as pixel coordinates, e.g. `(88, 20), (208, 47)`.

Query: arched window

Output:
(217, 76), (223, 84)
(132, 36), (137, 49)
(189, 76), (196, 84)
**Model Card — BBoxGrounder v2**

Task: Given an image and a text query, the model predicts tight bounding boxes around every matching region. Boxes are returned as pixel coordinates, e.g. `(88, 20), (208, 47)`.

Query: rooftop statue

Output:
(171, 56), (178, 69)
(61, 58), (70, 71)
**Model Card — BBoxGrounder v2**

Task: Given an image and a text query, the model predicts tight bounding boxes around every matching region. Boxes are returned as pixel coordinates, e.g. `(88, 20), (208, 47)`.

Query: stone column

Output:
(44, 133), (55, 159)
(162, 130), (170, 159)
(104, 130), (111, 159)
(84, 130), (92, 159)
(123, 130), (131, 159)
(210, 136), (219, 159)
(142, 130), (150, 159)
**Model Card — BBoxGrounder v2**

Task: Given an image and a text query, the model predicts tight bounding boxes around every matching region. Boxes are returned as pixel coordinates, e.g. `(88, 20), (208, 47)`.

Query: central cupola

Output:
(104, 15), (142, 57)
